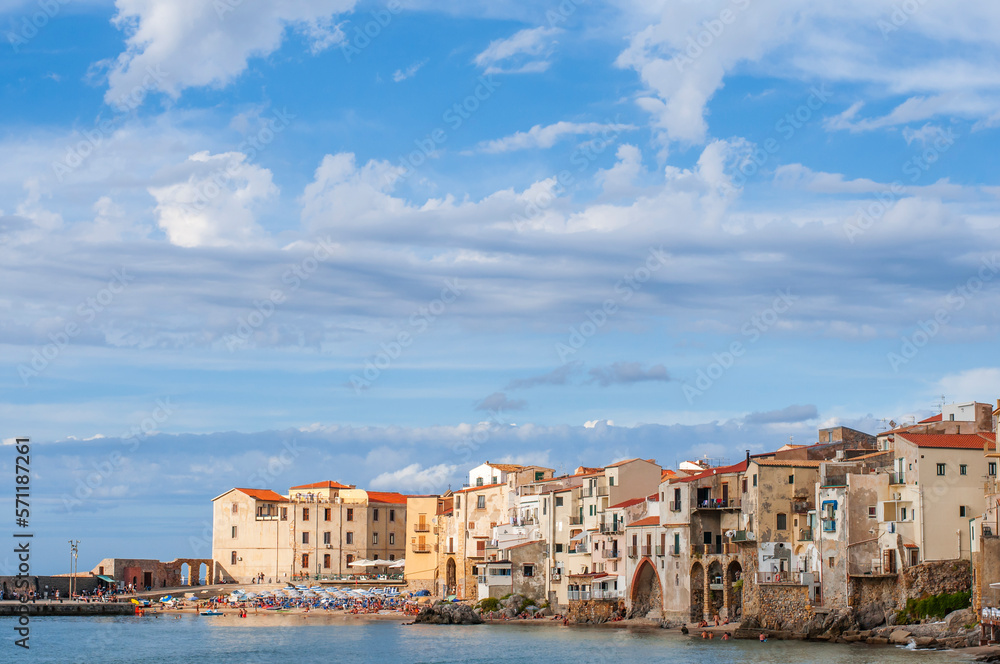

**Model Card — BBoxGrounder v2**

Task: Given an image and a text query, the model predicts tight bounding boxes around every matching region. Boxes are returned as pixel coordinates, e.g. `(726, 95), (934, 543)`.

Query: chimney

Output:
(745, 449), (750, 464)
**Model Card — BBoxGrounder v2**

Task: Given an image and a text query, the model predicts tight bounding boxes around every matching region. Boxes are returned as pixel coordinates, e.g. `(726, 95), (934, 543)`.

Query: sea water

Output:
(1, 615), (973, 663)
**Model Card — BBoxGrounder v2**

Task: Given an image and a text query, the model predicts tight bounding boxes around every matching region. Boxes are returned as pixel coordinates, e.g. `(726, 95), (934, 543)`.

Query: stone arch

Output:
(629, 558), (662, 619)
(181, 563), (190, 586)
(707, 560), (724, 620)
(199, 563), (208, 585)
(726, 560), (743, 622)
(446, 558), (457, 595)
(690, 561), (705, 621)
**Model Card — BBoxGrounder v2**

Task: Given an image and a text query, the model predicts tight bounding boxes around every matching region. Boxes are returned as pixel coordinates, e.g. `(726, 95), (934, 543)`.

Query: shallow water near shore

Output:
(3, 615), (978, 663)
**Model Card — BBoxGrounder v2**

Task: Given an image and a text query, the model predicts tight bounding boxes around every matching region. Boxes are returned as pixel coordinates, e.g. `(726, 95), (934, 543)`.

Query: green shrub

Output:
(896, 591), (971, 624)
(478, 597), (501, 612)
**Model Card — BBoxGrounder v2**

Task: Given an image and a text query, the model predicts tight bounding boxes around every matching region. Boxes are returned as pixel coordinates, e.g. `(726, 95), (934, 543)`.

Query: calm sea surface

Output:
(1, 615), (978, 663)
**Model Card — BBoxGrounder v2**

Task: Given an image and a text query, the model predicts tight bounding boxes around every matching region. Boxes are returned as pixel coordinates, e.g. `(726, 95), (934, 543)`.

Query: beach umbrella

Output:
(350, 559), (376, 567)
(371, 559), (392, 565)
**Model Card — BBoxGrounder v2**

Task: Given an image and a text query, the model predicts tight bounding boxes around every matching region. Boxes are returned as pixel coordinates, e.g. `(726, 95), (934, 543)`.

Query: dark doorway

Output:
(143, 572), (152, 588)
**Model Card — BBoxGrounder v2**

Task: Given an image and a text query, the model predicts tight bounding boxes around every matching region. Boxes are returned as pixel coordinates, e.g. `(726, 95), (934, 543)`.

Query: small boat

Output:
(200, 610), (224, 616)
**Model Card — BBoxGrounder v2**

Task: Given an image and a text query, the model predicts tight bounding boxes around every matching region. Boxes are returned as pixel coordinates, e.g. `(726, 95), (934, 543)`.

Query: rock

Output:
(945, 608), (975, 634)
(866, 637), (889, 645)
(966, 627), (982, 648)
(414, 603), (484, 625)
(858, 606), (886, 630)
(842, 635), (862, 642)
(889, 630), (912, 644)
(913, 636), (936, 647)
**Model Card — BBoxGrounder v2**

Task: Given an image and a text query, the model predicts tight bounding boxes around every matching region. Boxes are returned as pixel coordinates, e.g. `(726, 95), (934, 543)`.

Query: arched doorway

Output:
(707, 561), (724, 621)
(446, 558), (456, 595)
(690, 562), (705, 621)
(630, 559), (662, 619)
(199, 563), (208, 586)
(726, 561), (743, 622)
(181, 563), (190, 586)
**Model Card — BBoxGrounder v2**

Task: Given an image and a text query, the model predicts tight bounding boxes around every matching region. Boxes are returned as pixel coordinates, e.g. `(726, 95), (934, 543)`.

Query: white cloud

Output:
(149, 150), (277, 248)
(474, 26), (561, 75)
(475, 121), (636, 153)
(102, 0), (356, 106)
(393, 59), (428, 82)
(937, 368), (1000, 401)
(370, 463), (458, 492)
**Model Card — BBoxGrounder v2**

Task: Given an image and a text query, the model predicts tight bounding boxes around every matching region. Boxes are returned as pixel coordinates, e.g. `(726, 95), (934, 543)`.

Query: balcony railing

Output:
(670, 545), (681, 556)
(757, 571), (806, 585)
(567, 590), (592, 601)
(627, 546), (638, 558)
(569, 516), (584, 525)
(792, 500), (813, 513)
(692, 543), (738, 556)
(603, 548), (621, 560)
(693, 498), (740, 510)
(889, 472), (906, 485)
(414, 523), (430, 532)
(412, 544), (432, 553)
(592, 588), (623, 600)
(654, 545), (664, 556)
(640, 545), (651, 556)
(732, 530), (748, 542)
(798, 527), (813, 541)
(599, 520), (622, 534)
(573, 543), (589, 554)
(477, 575), (487, 584)
(822, 475), (847, 487)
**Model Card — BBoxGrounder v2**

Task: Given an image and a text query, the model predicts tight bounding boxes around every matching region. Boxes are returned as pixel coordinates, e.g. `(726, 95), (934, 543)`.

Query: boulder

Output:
(414, 603), (484, 625)
(889, 630), (912, 644)
(945, 608), (975, 634)
(913, 636), (936, 647)
(866, 637), (889, 645)
(858, 605), (886, 630)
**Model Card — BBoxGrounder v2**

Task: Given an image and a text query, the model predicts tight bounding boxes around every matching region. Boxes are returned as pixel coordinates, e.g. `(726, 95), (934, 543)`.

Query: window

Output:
(346, 532), (354, 545)
(302, 532), (309, 544)
(476, 477), (483, 486)
(373, 532), (379, 545)
(788, 474), (794, 484)
(491, 476), (498, 484)
(389, 509), (396, 522)
(231, 551), (237, 565)
(555, 543), (564, 553)
(389, 533), (395, 545)
(609, 477), (615, 486)
(589, 505), (596, 516)
(302, 508), (310, 521)
(346, 554), (355, 565)
(280, 507), (288, 521)
(828, 557), (834, 568)
(346, 508), (354, 521)
(389, 554), (395, 561)
(301, 553), (309, 568)
(753, 474), (758, 487)
(324, 508), (331, 521)
(523, 564), (534, 577)
(231, 526), (238, 538)
(960, 464), (968, 475)
(742, 479), (747, 493)
(950, 414), (955, 421)
(455, 496), (461, 509)
(477, 495), (486, 509)
(960, 506), (967, 518)
(231, 503), (238, 514)
(991, 462), (997, 477)
(868, 506), (876, 519)
(534, 471), (544, 481)
(901, 507), (908, 520)
(555, 497), (564, 507)
(937, 463), (946, 476)
(776, 513), (787, 530)
(323, 554), (331, 569)
(373, 509), (379, 521)
(323, 531), (331, 545)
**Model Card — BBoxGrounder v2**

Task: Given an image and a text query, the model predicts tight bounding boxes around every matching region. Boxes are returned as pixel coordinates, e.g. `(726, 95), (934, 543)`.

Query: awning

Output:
(570, 531), (589, 542)
(96, 575), (116, 583)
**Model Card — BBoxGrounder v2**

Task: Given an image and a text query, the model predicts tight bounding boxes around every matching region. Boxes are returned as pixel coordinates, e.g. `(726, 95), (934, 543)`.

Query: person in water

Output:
(759, 632), (767, 642)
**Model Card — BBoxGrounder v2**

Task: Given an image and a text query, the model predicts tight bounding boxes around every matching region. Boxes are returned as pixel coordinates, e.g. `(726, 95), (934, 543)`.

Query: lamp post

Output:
(68, 540), (79, 600)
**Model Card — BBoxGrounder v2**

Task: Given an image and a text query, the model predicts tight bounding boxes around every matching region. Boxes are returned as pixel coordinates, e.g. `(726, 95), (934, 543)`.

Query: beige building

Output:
(437, 482), (506, 600)
(404, 494), (447, 593)
(212, 482), (407, 583)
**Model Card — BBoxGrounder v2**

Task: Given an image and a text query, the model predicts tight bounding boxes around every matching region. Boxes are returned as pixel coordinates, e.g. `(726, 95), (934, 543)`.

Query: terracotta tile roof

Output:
(289, 480), (353, 490)
(609, 497), (645, 509)
(896, 432), (995, 450)
(506, 540), (542, 550)
(755, 460), (823, 468)
(486, 462), (524, 472)
(661, 469), (679, 480)
(626, 516), (660, 528)
(606, 457), (657, 468)
(454, 483), (504, 493)
(849, 451), (891, 461)
(365, 491), (408, 504)
(919, 414), (943, 423)
(674, 460), (748, 483)
(234, 488), (285, 502)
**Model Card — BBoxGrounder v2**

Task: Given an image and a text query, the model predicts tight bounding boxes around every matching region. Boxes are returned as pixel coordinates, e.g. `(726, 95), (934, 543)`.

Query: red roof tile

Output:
(289, 480), (353, 490)
(896, 432), (995, 450)
(674, 460), (748, 484)
(235, 488), (285, 502)
(365, 491), (408, 504)
(609, 497), (645, 509)
(919, 414), (943, 424)
(455, 483), (504, 493)
(626, 516), (660, 528)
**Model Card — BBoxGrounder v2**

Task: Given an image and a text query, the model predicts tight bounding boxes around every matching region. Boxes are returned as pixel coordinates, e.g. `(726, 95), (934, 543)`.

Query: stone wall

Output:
(569, 598), (623, 624)
(849, 559), (971, 619)
(0, 576), (98, 597)
(755, 584), (812, 630)
(974, 536), (1000, 611)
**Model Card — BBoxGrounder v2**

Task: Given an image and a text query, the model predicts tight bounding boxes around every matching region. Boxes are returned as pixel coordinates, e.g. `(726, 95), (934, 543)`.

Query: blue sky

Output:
(2, 0), (1000, 572)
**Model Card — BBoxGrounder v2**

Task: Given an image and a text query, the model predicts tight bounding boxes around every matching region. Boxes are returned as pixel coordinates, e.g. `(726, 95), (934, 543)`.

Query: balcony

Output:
(732, 530), (748, 542)
(599, 520), (622, 534)
(654, 545), (664, 556)
(669, 545), (681, 556)
(757, 571), (807, 585)
(669, 501), (683, 512)
(567, 590), (592, 601)
(640, 545), (651, 556)
(822, 474), (847, 488)
(551, 569), (562, 582)
(692, 543), (738, 556)
(412, 544), (432, 553)
(414, 523), (430, 532)
(569, 516), (584, 526)
(603, 548), (621, 560)
(592, 587), (623, 600)
(627, 546), (638, 558)
(798, 527), (813, 541)
(477, 575), (487, 584)
(889, 472), (906, 485)
(693, 498), (740, 510)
